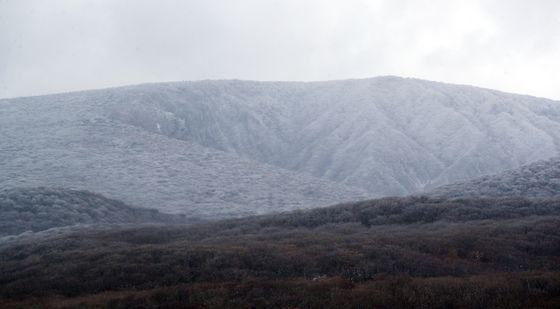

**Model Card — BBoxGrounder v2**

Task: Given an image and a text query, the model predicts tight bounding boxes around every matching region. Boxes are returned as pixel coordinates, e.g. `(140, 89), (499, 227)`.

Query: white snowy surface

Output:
(2, 76), (560, 218)
(0, 87), (370, 218)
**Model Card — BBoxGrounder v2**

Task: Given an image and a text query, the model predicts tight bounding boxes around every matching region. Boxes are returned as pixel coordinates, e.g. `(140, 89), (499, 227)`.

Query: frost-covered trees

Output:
(0, 187), (178, 236)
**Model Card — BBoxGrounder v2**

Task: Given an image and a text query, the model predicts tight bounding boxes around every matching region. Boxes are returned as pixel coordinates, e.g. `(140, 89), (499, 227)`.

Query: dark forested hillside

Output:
(429, 157), (560, 199)
(1, 196), (559, 308)
(0, 187), (182, 237)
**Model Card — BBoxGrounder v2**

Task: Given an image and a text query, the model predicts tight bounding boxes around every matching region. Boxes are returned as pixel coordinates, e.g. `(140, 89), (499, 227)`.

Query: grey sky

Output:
(1, 0), (559, 99)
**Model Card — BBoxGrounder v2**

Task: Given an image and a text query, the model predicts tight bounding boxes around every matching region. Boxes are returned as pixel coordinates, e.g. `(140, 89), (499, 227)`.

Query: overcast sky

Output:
(1, 0), (559, 100)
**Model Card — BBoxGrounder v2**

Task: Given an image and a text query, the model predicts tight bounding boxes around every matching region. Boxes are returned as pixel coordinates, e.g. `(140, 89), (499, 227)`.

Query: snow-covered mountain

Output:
(428, 157), (560, 198)
(104, 77), (560, 195)
(2, 76), (560, 218)
(0, 87), (369, 218)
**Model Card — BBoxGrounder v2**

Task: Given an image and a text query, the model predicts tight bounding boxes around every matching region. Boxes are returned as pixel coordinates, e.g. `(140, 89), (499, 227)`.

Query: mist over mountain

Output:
(429, 157), (560, 199)
(2, 76), (560, 218)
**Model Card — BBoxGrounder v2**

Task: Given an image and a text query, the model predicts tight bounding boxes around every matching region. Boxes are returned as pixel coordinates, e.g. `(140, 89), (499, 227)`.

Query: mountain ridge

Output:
(3, 76), (556, 102)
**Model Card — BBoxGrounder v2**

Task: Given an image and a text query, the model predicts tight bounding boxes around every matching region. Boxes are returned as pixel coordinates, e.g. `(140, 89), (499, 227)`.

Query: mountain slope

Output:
(2, 76), (560, 218)
(102, 77), (560, 194)
(0, 94), (368, 217)
(0, 187), (179, 237)
(428, 157), (560, 198)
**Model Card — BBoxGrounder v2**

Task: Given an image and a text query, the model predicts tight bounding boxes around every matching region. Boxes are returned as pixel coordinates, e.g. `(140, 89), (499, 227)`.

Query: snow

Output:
(102, 77), (560, 195)
(2, 76), (560, 219)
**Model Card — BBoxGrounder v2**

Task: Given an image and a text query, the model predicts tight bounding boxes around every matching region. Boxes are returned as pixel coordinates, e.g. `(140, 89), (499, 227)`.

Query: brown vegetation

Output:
(1, 197), (559, 308)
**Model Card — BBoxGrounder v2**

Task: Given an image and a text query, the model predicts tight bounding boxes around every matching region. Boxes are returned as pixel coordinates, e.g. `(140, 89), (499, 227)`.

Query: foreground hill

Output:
(429, 157), (560, 198)
(2, 77), (560, 218)
(1, 196), (559, 308)
(0, 187), (180, 237)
